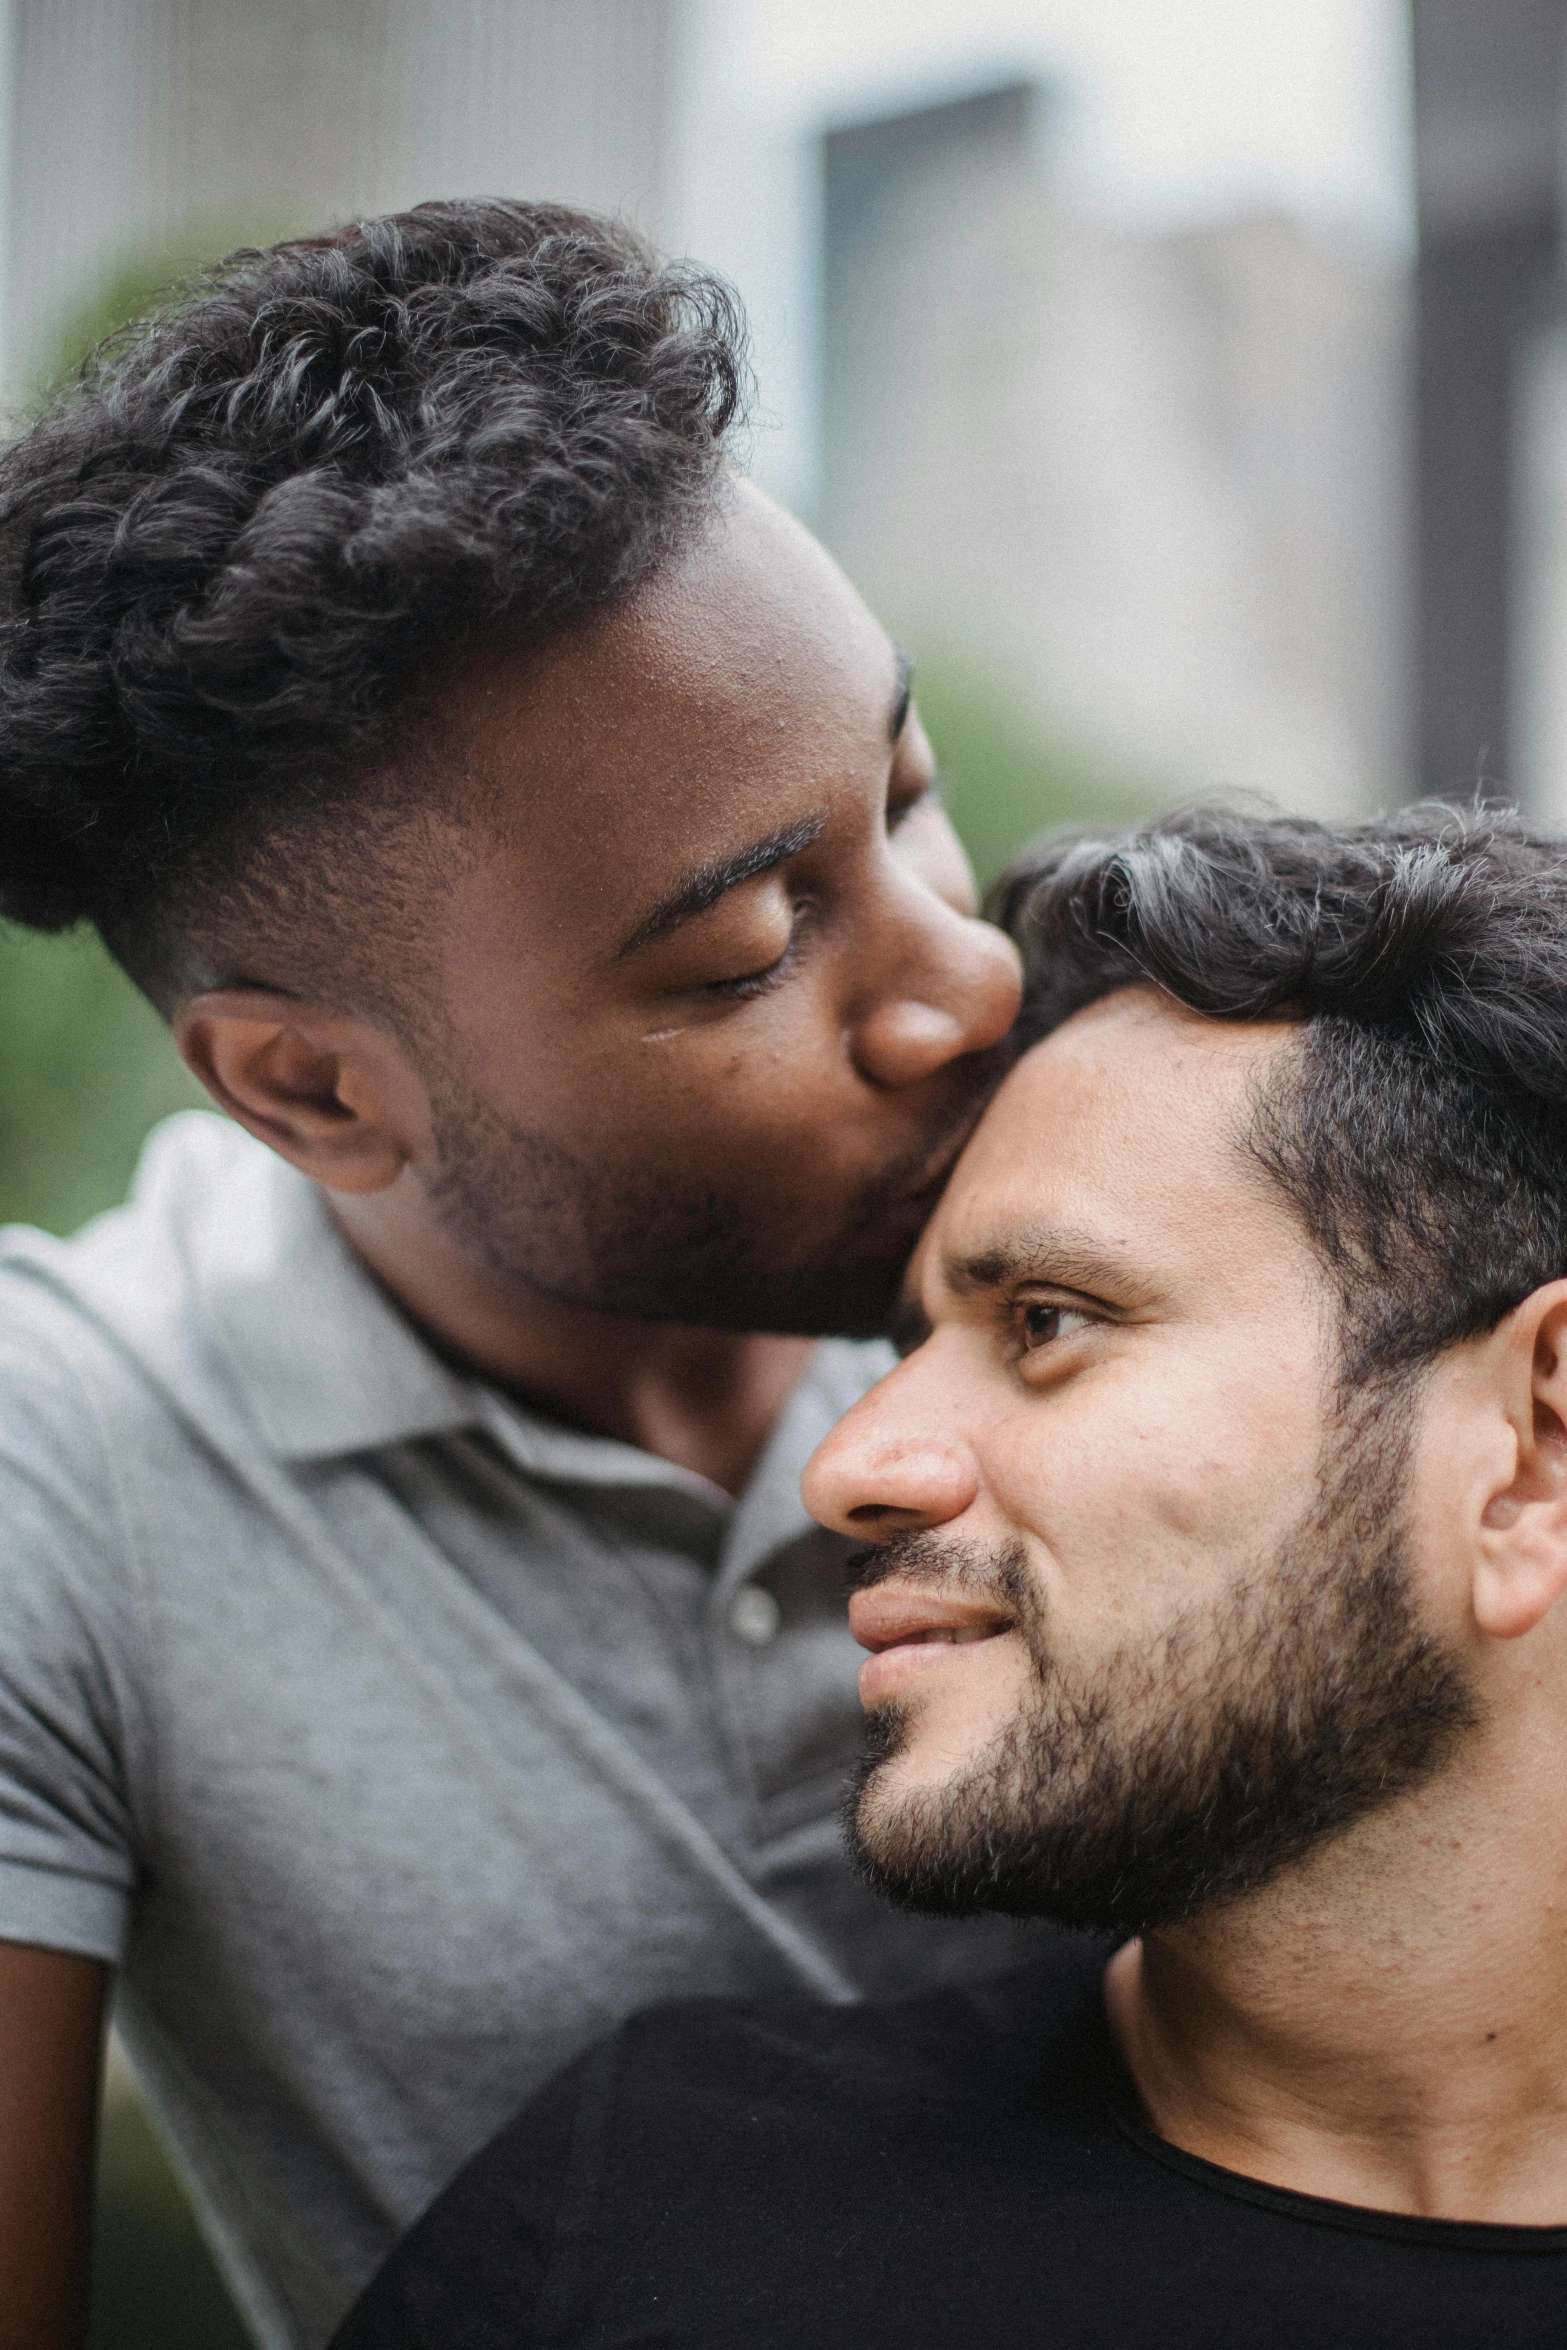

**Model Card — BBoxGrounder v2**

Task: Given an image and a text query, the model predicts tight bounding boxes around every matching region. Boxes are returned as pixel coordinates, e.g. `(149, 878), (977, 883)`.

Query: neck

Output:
(327, 1183), (815, 1497)
(1105, 1725), (1567, 2224)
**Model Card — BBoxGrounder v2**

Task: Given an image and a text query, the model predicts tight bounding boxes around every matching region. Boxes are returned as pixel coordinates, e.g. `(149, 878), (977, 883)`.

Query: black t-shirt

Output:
(333, 1934), (1567, 2349)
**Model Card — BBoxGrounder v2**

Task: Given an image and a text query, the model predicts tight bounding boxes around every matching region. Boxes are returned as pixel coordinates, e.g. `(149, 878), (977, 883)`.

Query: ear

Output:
(173, 990), (431, 1195)
(1474, 1284), (1567, 1640)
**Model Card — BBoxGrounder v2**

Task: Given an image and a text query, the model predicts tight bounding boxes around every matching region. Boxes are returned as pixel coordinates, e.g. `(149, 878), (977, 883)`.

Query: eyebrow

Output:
(615, 649), (912, 963)
(888, 1225), (1149, 1359)
(941, 1226), (1160, 1311)
(614, 812), (828, 960)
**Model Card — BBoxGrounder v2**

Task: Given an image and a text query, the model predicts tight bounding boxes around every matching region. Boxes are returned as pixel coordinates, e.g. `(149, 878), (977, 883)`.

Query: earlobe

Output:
(173, 990), (421, 1195)
(1474, 1288), (1567, 1641)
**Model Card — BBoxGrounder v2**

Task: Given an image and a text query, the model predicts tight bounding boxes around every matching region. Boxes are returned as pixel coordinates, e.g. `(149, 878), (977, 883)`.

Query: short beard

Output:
(843, 1394), (1479, 1936)
(420, 1057), (1001, 1339)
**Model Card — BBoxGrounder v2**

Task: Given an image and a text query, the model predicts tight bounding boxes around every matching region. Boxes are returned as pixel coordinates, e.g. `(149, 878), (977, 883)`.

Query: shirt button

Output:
(729, 1585), (782, 1646)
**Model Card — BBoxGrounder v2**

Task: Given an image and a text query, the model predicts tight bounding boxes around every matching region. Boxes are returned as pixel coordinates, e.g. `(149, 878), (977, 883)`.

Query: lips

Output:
(849, 1582), (1014, 1708)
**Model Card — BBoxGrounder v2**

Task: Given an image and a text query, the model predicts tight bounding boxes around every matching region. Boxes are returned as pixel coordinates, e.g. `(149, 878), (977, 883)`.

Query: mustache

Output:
(842, 1529), (1030, 1608)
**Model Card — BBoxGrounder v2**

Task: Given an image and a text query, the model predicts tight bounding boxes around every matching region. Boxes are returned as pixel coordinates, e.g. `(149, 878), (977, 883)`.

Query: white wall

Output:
(822, 134), (1410, 816)
(670, 0), (1415, 518)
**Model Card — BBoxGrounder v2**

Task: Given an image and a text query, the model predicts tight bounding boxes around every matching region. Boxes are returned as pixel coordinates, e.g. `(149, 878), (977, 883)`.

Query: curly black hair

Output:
(992, 802), (1567, 1385)
(0, 198), (747, 1001)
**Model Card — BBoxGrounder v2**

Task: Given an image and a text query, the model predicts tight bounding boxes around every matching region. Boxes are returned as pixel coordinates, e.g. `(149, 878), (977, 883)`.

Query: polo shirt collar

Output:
(179, 1113), (479, 1461)
(175, 1115), (780, 1509)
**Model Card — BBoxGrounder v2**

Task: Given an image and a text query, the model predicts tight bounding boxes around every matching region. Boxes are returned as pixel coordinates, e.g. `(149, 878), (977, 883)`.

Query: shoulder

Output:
(0, 1110), (280, 1440)
(0, 1113), (276, 1590)
(459, 1932), (1114, 2218)
(0, 1110), (248, 1353)
(0, 1108), (260, 1317)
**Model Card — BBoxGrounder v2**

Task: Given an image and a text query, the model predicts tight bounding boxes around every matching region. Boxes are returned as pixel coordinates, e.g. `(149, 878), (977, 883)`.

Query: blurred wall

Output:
(6, 0), (678, 398)
(1411, 0), (1566, 801)
(821, 81), (1412, 821)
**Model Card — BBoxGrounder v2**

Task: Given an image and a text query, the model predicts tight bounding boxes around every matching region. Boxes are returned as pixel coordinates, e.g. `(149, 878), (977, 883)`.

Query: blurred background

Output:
(0, 1), (1555, 2341)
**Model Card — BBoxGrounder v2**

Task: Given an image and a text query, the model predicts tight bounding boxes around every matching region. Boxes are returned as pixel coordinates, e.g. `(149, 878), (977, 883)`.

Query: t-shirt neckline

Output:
(1088, 1980), (1567, 2256)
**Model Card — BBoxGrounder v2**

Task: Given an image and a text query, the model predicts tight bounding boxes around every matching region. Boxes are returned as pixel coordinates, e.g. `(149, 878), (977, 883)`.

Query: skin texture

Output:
(175, 479), (1022, 1493)
(805, 986), (1567, 2225)
(0, 1944), (105, 2350)
(834, 1423), (1474, 1937)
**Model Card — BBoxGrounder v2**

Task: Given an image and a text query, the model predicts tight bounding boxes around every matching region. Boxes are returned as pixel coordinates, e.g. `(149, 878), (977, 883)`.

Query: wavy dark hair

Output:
(992, 803), (1567, 1382)
(0, 198), (748, 1000)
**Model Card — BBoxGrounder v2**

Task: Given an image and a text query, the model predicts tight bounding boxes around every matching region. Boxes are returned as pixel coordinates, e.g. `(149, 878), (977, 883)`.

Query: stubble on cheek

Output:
(842, 1400), (1480, 1934)
(419, 1048), (989, 1334)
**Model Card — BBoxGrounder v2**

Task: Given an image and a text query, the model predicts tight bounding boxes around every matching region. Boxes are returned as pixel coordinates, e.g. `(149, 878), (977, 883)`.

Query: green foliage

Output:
(911, 650), (1155, 890)
(0, 226), (293, 1246)
(0, 925), (204, 1236)
(91, 2060), (251, 2350)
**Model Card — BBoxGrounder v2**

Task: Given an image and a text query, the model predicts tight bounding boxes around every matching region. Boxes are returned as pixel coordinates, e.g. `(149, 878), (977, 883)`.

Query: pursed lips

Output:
(848, 1583), (1015, 1707)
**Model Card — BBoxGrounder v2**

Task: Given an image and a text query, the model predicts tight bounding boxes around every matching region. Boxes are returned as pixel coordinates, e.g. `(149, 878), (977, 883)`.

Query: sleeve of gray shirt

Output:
(0, 1298), (143, 1962)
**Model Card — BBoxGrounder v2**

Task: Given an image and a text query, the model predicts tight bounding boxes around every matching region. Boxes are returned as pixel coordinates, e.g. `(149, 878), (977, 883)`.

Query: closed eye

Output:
(887, 781), (934, 831)
(701, 909), (810, 1000)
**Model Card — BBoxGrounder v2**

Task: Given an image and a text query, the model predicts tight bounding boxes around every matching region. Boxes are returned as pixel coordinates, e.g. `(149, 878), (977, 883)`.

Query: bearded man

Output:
(0, 201), (1033, 2350)
(339, 807), (1567, 2348)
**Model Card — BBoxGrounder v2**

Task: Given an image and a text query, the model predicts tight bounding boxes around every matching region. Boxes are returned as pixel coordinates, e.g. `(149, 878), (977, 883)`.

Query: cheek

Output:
(628, 985), (863, 1155)
(466, 1001), (871, 1200)
(985, 1332), (1328, 1634)
(1400, 1376), (1490, 1631)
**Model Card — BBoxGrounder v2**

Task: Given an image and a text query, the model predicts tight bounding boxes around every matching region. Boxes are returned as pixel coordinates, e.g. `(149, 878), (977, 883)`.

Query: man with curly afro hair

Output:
(0, 200), (1026, 2350)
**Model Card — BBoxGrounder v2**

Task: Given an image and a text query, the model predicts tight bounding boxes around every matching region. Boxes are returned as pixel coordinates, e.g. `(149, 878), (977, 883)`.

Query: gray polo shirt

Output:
(0, 1112), (1028, 2349)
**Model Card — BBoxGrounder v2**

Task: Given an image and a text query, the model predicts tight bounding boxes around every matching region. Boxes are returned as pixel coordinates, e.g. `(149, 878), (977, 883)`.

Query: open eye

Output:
(1017, 1299), (1095, 1356)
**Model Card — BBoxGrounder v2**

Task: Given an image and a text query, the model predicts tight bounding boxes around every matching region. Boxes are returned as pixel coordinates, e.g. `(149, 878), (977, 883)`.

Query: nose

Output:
(850, 900), (1022, 1092)
(802, 1366), (980, 1537)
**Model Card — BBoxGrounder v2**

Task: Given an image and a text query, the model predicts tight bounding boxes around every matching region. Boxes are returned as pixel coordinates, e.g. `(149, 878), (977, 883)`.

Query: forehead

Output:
(919, 988), (1311, 1302)
(440, 477), (893, 839)
(418, 480), (904, 988)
